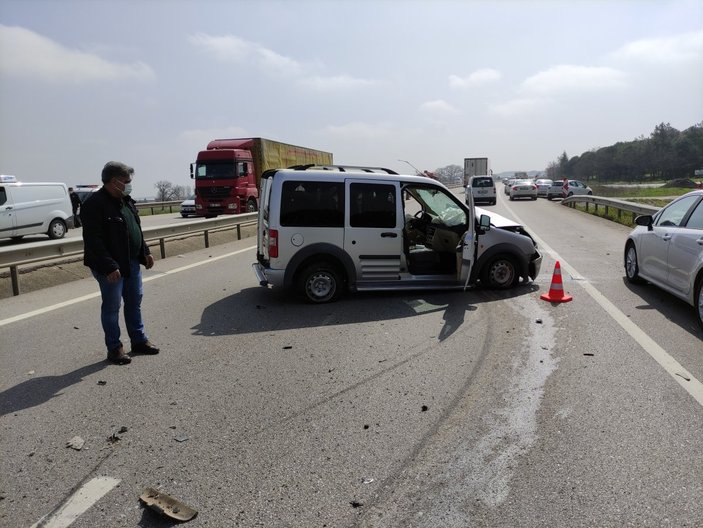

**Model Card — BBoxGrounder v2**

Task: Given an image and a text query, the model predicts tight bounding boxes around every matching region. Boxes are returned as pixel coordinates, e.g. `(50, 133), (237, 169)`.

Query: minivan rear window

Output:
(280, 180), (344, 227)
(472, 178), (493, 188)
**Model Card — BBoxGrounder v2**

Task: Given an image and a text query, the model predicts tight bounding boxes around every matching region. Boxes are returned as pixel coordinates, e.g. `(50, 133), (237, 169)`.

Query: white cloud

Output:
(0, 25), (154, 83)
(180, 126), (250, 148)
(188, 33), (303, 77)
(520, 65), (628, 95)
(420, 99), (458, 114)
(449, 68), (501, 88)
(323, 122), (396, 139)
(489, 97), (549, 117)
(610, 30), (703, 63)
(298, 74), (377, 91)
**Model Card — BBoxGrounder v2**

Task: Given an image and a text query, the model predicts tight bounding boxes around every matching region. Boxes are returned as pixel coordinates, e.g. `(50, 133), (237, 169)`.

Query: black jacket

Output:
(81, 187), (150, 277)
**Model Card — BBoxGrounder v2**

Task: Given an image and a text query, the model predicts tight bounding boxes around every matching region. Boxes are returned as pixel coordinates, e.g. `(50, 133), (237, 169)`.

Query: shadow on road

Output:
(0, 360), (107, 416)
(192, 283), (540, 342)
(621, 277), (702, 339)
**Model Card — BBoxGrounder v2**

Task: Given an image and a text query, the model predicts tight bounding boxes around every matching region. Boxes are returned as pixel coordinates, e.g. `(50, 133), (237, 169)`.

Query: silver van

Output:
(0, 177), (73, 240)
(253, 167), (542, 303)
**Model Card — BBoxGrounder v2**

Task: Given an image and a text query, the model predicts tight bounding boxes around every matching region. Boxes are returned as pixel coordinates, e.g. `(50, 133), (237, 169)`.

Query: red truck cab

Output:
(191, 139), (257, 216)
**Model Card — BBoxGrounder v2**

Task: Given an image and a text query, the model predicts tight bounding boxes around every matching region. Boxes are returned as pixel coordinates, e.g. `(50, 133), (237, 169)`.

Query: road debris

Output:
(139, 487), (198, 521)
(66, 436), (85, 450)
(97, 380), (107, 386)
(175, 435), (189, 443)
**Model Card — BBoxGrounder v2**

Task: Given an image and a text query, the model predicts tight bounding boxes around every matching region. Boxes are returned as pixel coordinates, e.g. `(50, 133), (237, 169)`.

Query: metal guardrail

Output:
(561, 195), (660, 221)
(0, 213), (257, 296)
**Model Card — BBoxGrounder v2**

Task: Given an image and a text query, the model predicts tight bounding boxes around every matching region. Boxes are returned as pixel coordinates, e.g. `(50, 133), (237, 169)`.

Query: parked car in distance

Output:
(562, 180), (593, 198)
(74, 185), (100, 203)
(467, 175), (496, 205)
(535, 179), (553, 198)
(180, 196), (197, 217)
(546, 180), (564, 200)
(624, 190), (703, 329)
(509, 180), (538, 201)
(503, 178), (517, 195)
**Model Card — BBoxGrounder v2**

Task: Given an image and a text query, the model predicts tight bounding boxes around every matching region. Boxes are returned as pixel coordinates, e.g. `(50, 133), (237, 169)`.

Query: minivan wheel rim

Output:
(52, 223), (65, 237)
(307, 273), (335, 301)
(625, 247), (637, 278)
(490, 261), (514, 287)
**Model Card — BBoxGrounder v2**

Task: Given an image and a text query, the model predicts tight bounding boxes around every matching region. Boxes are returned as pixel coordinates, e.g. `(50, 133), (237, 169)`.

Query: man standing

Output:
(68, 187), (82, 227)
(81, 161), (160, 365)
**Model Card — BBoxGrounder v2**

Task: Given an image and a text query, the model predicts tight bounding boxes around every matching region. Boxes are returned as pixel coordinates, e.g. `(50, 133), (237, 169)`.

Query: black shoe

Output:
(131, 341), (160, 355)
(107, 346), (131, 365)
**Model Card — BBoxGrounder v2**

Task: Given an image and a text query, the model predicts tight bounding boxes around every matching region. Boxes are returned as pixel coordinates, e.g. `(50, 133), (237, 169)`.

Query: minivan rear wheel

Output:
(481, 254), (518, 289)
(48, 219), (67, 239)
(298, 262), (343, 303)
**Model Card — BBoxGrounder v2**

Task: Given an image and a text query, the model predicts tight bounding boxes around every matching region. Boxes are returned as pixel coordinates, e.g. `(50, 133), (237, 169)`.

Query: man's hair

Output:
(101, 161), (134, 183)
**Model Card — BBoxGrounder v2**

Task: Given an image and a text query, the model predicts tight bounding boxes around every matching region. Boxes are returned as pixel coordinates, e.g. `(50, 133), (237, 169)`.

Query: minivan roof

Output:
(264, 168), (451, 188)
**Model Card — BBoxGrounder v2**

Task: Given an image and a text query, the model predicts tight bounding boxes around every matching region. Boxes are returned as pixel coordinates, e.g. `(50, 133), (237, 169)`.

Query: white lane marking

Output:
(30, 476), (120, 528)
(503, 202), (703, 408)
(0, 246), (256, 327)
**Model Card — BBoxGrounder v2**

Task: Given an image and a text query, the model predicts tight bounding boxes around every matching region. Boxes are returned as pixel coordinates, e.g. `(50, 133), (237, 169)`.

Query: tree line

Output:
(545, 121), (703, 182)
(153, 180), (191, 201)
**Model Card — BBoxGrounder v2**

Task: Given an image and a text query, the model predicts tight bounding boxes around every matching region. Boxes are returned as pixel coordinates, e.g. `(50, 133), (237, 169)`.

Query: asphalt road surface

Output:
(1, 191), (701, 527)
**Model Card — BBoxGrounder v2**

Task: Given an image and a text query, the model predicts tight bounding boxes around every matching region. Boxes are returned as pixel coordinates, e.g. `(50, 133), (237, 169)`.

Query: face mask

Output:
(115, 179), (132, 196)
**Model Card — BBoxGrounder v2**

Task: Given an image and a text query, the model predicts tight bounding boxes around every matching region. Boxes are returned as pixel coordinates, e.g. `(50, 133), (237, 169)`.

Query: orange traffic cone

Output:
(540, 261), (572, 303)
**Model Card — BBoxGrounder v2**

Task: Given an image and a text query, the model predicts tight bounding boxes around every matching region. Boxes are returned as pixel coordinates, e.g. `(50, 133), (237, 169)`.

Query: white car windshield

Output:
(413, 187), (467, 227)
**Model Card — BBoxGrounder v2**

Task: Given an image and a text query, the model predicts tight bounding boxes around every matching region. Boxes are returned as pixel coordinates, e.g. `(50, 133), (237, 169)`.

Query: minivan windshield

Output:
(412, 187), (466, 227)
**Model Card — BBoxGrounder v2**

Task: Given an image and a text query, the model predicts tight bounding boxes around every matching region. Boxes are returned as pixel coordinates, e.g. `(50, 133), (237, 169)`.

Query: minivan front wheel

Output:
(48, 219), (67, 239)
(481, 254), (518, 289)
(298, 262), (343, 303)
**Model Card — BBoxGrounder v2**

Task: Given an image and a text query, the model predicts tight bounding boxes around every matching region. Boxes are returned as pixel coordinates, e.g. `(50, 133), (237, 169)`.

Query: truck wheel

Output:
(48, 219), (67, 239)
(246, 199), (258, 213)
(298, 262), (343, 303)
(481, 254), (518, 289)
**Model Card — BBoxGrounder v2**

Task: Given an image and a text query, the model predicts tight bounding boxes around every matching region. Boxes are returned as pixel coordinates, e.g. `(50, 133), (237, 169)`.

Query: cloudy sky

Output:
(1, 0), (702, 198)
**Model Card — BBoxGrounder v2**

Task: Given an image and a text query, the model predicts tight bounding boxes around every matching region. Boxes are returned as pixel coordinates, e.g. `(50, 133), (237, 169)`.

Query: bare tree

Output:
(154, 180), (175, 201)
(433, 164), (463, 184)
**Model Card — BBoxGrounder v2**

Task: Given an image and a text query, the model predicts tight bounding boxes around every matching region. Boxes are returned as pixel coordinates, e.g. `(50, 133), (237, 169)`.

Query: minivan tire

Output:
(298, 262), (343, 303)
(48, 219), (67, 239)
(481, 254), (519, 289)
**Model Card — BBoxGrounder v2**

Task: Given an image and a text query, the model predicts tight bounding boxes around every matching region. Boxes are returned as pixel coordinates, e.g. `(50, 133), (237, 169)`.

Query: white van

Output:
(0, 176), (73, 240)
(253, 166), (542, 303)
(467, 175), (496, 205)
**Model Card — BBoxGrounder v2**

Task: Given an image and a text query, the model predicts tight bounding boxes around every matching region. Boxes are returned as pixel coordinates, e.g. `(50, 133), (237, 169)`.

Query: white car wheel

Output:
(696, 277), (703, 331)
(625, 242), (643, 284)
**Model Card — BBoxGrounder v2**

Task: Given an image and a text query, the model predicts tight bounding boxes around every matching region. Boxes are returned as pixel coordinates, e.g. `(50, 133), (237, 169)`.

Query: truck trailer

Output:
(463, 157), (491, 187)
(191, 138), (333, 216)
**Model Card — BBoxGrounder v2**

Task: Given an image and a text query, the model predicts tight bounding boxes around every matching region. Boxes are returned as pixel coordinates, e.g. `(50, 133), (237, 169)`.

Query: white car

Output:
(180, 196), (197, 217)
(508, 180), (538, 201)
(562, 180), (593, 198)
(535, 179), (553, 198)
(624, 190), (703, 329)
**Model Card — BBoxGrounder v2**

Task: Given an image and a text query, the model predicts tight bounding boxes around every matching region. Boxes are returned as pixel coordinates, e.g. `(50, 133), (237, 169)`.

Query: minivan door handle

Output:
(380, 232), (398, 238)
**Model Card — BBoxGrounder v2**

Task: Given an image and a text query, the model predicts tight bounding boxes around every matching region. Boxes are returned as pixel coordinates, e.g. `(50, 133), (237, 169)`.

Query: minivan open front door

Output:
(461, 187), (476, 289)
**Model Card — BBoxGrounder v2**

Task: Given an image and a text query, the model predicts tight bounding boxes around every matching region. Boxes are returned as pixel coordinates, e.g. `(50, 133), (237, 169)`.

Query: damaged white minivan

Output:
(253, 166), (542, 303)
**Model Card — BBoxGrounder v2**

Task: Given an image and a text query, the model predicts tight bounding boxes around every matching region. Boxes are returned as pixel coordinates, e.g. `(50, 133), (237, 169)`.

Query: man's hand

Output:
(145, 254), (155, 270)
(107, 269), (121, 283)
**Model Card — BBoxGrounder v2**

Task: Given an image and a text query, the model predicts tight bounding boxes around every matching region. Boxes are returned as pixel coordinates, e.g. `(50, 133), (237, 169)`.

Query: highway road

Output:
(1, 189), (701, 527)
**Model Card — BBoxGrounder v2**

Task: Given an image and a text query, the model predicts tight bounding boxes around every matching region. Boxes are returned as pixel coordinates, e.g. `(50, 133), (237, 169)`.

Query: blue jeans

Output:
(92, 259), (148, 352)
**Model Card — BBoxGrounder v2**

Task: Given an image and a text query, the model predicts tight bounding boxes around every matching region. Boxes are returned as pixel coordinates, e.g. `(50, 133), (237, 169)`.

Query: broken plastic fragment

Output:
(139, 487), (198, 521)
(66, 436), (85, 450)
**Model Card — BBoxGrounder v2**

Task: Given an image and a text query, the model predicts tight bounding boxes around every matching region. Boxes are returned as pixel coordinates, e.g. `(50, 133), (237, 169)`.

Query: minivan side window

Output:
(350, 183), (396, 228)
(280, 180), (344, 227)
(0, 187), (6, 206)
